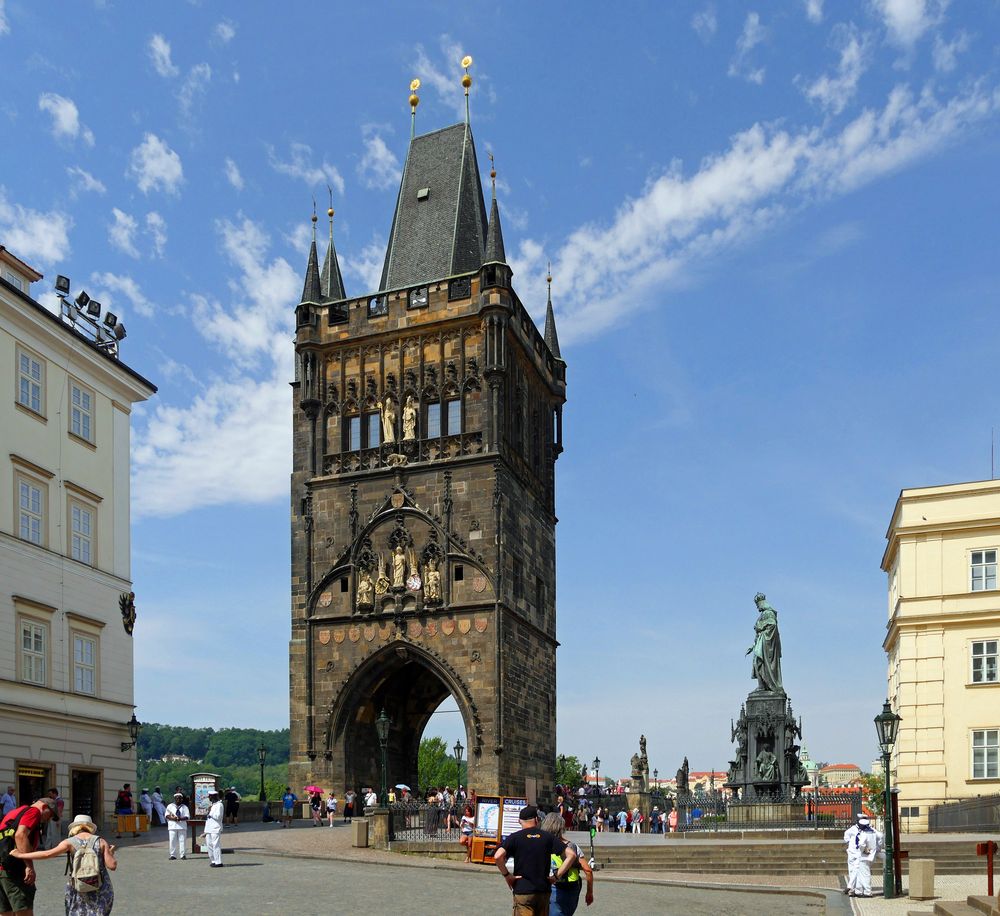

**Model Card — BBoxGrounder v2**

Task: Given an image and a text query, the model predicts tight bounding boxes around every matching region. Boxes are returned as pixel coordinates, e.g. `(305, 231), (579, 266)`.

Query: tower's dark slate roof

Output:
(321, 237), (346, 302)
(544, 289), (562, 360)
(484, 194), (506, 264)
(379, 123), (488, 291)
(300, 238), (322, 305)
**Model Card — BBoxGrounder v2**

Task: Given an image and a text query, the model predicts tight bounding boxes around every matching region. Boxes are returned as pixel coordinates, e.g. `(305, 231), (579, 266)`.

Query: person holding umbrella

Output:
(303, 787), (323, 827)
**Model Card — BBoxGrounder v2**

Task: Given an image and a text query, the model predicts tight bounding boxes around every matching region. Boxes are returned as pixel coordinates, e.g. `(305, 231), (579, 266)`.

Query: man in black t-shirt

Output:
(494, 805), (577, 915)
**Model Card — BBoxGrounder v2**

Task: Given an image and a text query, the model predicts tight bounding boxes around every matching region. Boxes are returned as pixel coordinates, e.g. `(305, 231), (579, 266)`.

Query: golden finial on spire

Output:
(488, 151), (496, 199)
(547, 261), (552, 293)
(327, 185), (334, 239)
(461, 54), (473, 124)
(311, 197), (317, 240)
(409, 78), (421, 138)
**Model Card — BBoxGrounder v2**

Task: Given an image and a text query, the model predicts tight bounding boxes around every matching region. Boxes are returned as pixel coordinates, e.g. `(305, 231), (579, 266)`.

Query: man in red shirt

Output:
(0, 797), (57, 916)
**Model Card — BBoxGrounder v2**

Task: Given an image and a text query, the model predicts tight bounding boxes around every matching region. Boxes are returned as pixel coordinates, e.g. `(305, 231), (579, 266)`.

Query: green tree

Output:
(858, 772), (885, 817)
(418, 737), (461, 790)
(555, 755), (583, 789)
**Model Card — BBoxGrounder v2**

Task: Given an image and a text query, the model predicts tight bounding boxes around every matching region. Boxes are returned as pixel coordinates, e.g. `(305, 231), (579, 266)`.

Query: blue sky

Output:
(3, 0), (1000, 780)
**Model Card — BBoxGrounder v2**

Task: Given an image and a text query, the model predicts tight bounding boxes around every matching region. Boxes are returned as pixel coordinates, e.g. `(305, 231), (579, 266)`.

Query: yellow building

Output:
(0, 247), (155, 826)
(882, 479), (1000, 832)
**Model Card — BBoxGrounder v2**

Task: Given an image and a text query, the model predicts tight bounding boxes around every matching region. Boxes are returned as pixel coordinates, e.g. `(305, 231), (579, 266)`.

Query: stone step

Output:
(931, 903), (985, 916)
(966, 896), (1000, 916)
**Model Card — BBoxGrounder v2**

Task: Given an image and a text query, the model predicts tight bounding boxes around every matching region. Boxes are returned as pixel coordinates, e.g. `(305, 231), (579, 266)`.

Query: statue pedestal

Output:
(625, 792), (650, 824)
(727, 689), (809, 800)
(728, 801), (801, 825)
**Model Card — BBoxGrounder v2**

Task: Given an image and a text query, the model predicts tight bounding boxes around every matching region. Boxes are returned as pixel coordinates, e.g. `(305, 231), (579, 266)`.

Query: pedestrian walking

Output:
(281, 787), (297, 828)
(849, 815), (881, 897)
(164, 792), (189, 859)
(204, 790), (224, 868)
(41, 788), (64, 849)
(310, 791), (323, 825)
(10, 813), (117, 915)
(325, 792), (338, 826)
(139, 788), (153, 823)
(540, 811), (595, 915)
(494, 805), (578, 916)
(343, 789), (355, 823)
(224, 787), (241, 826)
(151, 787), (167, 826)
(630, 808), (642, 834)
(0, 788), (15, 818)
(0, 797), (57, 916)
(616, 809), (627, 832)
(667, 808), (678, 833)
(843, 813), (862, 896)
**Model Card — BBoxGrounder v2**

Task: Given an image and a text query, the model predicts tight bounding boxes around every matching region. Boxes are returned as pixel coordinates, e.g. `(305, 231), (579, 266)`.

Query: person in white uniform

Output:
(852, 815), (881, 897)
(165, 791), (189, 860)
(151, 787), (167, 826)
(843, 813), (862, 895)
(205, 789), (224, 868)
(139, 788), (153, 823)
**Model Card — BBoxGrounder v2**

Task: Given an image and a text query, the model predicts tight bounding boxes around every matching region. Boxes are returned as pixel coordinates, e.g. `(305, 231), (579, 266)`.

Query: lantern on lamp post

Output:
(375, 709), (391, 807)
(874, 700), (902, 900)
(454, 739), (465, 793)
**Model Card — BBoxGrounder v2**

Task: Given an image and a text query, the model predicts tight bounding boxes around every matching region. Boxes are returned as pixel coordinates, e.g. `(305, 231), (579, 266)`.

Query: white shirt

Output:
(365, 791), (378, 807)
(165, 802), (190, 830)
(205, 800), (224, 834)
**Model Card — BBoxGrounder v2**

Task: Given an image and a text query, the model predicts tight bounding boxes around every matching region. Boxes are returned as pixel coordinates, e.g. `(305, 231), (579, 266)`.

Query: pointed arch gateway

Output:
(323, 639), (484, 795)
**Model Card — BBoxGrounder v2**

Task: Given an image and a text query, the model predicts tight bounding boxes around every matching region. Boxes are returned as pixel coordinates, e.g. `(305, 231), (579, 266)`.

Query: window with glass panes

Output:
(366, 412), (380, 448)
(346, 415), (361, 451)
(70, 382), (94, 442)
(17, 477), (43, 545)
(972, 550), (997, 591)
(972, 729), (999, 778)
(446, 398), (461, 435)
(70, 503), (94, 565)
(73, 635), (97, 694)
(21, 620), (46, 685)
(17, 347), (43, 414)
(972, 640), (998, 684)
(426, 402), (441, 438)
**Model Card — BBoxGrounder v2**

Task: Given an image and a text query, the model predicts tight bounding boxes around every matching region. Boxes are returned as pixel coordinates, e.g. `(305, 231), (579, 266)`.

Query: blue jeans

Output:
(549, 882), (582, 916)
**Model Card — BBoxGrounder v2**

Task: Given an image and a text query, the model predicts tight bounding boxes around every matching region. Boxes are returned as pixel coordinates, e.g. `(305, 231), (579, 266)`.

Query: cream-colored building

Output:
(882, 479), (1000, 833)
(0, 246), (155, 826)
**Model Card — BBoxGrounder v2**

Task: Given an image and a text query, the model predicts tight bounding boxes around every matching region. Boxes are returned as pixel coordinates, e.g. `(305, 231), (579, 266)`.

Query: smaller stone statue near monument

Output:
(424, 558), (442, 601)
(391, 546), (407, 588)
(676, 756), (690, 795)
(402, 396), (418, 441)
(378, 397), (397, 444)
(357, 569), (374, 607)
(755, 748), (779, 782)
(746, 592), (783, 692)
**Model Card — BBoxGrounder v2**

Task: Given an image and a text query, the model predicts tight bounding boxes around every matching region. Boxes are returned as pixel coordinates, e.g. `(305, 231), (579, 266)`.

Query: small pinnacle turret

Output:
(544, 268), (562, 361)
(484, 194), (506, 265)
(321, 204), (346, 302)
(299, 210), (323, 306)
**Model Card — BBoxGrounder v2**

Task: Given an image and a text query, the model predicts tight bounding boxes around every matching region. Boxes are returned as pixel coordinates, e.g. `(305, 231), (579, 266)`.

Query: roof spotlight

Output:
(103, 312), (118, 329)
(86, 299), (101, 318)
(114, 323), (127, 341)
(75, 290), (91, 309)
(55, 275), (71, 295)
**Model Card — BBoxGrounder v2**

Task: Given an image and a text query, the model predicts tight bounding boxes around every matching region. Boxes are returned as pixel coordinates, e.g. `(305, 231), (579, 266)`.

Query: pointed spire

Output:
(483, 153), (506, 264)
(544, 263), (562, 360)
(321, 187), (346, 301)
(299, 205), (322, 306)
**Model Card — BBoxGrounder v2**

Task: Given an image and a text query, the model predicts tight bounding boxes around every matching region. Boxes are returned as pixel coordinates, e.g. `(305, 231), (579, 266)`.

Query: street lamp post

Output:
(453, 739), (465, 795)
(592, 757), (601, 795)
(375, 708), (391, 807)
(120, 712), (141, 753)
(875, 700), (902, 900)
(258, 743), (267, 801)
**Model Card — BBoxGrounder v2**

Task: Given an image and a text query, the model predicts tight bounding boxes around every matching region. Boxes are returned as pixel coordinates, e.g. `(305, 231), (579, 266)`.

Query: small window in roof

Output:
(416, 187), (430, 201)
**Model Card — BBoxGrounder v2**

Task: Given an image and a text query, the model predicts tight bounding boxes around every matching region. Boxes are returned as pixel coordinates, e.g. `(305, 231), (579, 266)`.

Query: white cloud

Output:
(803, 25), (872, 114)
(691, 5), (717, 41)
(38, 93), (94, 146)
(286, 222), (312, 256)
(109, 208), (139, 258)
(510, 80), (1000, 347)
(148, 34), (179, 78)
(0, 188), (72, 263)
(358, 126), (401, 190)
(178, 63), (211, 117)
(90, 271), (156, 318)
(413, 35), (475, 121)
(223, 157), (244, 190)
(0, 0), (9, 36)
(267, 142), (344, 194)
(871, 0), (947, 48)
(932, 31), (970, 72)
(145, 211), (167, 257)
(728, 12), (767, 84)
(342, 235), (385, 293)
(66, 166), (106, 196)
(127, 133), (184, 195)
(805, 0), (824, 23)
(214, 20), (236, 44)
(131, 217), (300, 517)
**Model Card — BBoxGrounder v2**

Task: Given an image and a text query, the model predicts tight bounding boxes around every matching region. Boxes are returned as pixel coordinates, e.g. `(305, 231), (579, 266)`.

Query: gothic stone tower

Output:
(289, 115), (567, 800)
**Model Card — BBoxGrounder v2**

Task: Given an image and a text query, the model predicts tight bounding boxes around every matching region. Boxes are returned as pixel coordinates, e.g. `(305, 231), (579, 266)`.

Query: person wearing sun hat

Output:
(164, 792), (190, 860)
(9, 813), (117, 915)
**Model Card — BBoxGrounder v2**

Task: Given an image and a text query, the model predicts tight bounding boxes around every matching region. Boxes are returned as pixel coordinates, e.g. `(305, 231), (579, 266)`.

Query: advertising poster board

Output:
(500, 797), (527, 841)
(474, 796), (501, 838)
(190, 773), (220, 817)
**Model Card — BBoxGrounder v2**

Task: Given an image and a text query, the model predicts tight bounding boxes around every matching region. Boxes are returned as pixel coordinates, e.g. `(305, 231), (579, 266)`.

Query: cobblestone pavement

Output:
(23, 823), (831, 915)
(848, 874), (997, 915)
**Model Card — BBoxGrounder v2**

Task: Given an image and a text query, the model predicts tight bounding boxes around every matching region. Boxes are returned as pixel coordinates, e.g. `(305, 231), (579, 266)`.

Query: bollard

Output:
(351, 817), (368, 848)
(908, 859), (935, 900)
(976, 840), (997, 896)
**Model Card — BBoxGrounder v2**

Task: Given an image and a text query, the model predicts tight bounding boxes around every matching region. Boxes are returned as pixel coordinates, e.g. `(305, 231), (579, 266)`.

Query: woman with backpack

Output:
(10, 813), (117, 914)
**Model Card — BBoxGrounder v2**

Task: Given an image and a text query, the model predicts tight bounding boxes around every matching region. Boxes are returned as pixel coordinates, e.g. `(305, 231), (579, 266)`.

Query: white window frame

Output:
(971, 549), (998, 592)
(971, 639), (999, 685)
(4, 269), (25, 291)
(971, 728), (1000, 779)
(69, 379), (95, 444)
(14, 470), (48, 548)
(71, 631), (98, 696)
(68, 498), (96, 566)
(15, 344), (45, 417)
(18, 616), (49, 686)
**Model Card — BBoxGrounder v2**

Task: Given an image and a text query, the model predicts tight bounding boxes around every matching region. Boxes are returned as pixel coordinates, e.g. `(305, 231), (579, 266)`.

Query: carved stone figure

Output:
(378, 397), (397, 444)
(755, 748), (779, 782)
(726, 758), (741, 783)
(391, 546), (407, 588)
(424, 558), (441, 601)
(676, 756), (690, 794)
(402, 396), (418, 441)
(357, 569), (374, 607)
(630, 753), (643, 780)
(747, 592), (783, 692)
